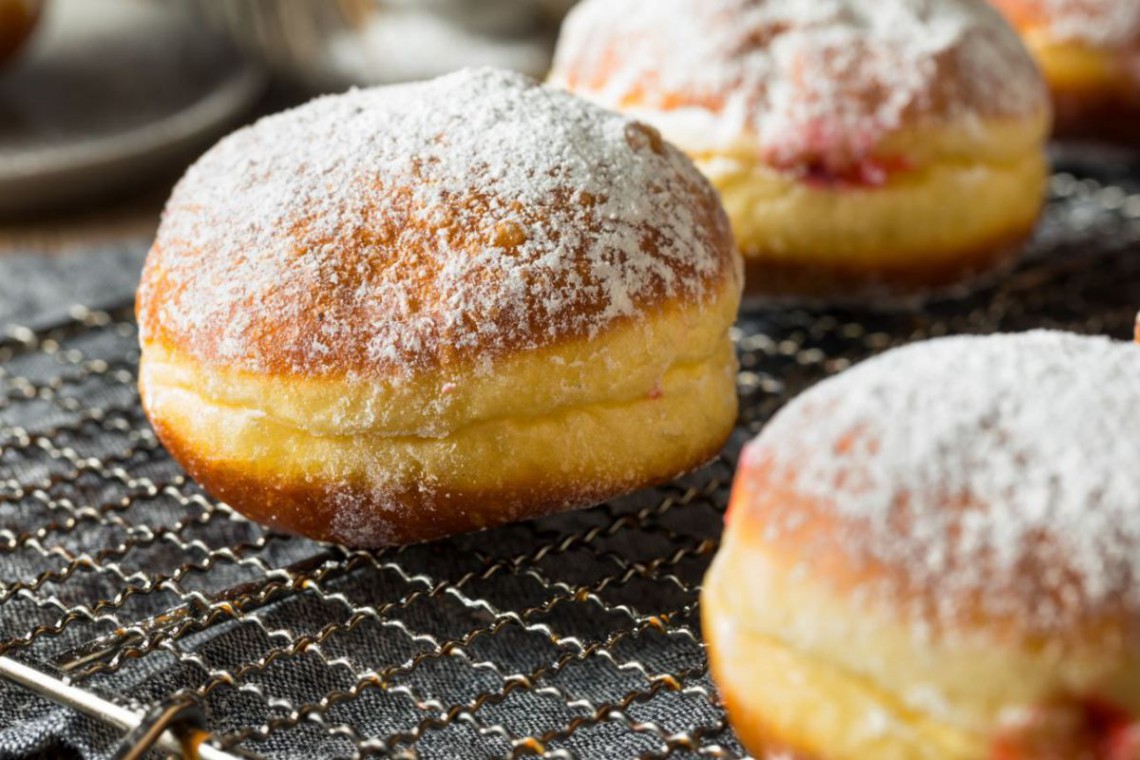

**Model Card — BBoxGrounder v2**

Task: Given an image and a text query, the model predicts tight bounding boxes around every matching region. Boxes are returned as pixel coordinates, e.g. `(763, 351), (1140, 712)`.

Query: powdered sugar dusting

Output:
(552, 0), (1048, 170)
(1037, 0), (1140, 47)
(328, 487), (398, 547)
(139, 68), (735, 379)
(744, 331), (1140, 633)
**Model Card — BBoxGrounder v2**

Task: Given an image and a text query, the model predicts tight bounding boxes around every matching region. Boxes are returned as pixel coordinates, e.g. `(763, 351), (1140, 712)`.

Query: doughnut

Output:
(0, 0), (42, 66)
(549, 0), (1052, 304)
(137, 68), (742, 548)
(702, 331), (1140, 759)
(990, 0), (1140, 143)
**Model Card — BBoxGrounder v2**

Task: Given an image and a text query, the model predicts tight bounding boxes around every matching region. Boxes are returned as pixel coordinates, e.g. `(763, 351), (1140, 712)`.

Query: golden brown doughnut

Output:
(550, 0), (1052, 305)
(703, 331), (1140, 759)
(990, 0), (1140, 144)
(137, 68), (743, 547)
(0, 0), (41, 66)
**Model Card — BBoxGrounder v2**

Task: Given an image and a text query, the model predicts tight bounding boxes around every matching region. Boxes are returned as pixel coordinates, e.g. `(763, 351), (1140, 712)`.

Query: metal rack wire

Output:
(1, 169), (1139, 759)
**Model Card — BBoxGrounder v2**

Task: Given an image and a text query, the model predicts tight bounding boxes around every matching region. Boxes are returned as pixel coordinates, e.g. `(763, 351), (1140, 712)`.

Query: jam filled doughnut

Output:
(550, 0), (1052, 305)
(137, 68), (742, 548)
(703, 331), (1140, 759)
(990, 0), (1140, 143)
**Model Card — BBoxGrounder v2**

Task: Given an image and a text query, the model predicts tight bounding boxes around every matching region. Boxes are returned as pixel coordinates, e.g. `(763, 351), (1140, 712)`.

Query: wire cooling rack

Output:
(1, 168), (1139, 760)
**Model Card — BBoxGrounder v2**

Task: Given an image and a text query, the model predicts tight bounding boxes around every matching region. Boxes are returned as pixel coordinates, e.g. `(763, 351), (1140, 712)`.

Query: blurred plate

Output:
(196, 0), (567, 93)
(325, 9), (554, 87)
(0, 0), (264, 216)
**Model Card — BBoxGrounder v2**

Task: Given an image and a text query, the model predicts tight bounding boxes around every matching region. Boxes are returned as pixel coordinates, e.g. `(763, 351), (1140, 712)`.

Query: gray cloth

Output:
(0, 241), (147, 760)
(0, 242), (147, 328)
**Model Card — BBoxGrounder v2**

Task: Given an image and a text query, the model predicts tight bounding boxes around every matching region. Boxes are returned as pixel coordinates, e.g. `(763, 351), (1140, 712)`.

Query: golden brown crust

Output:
(740, 222), (1033, 305)
(722, 331), (1140, 648)
(139, 301), (742, 547)
(710, 671), (823, 760)
(0, 0), (39, 66)
(704, 508), (1140, 759)
(990, 0), (1140, 48)
(990, 0), (1140, 144)
(138, 183), (735, 380)
(1051, 85), (1140, 144)
(704, 611), (819, 760)
(149, 400), (729, 547)
(554, 2), (1049, 307)
(706, 326), (1140, 757)
(552, 0), (1050, 172)
(559, 27), (1032, 129)
(728, 448), (1140, 649)
(136, 71), (737, 382)
(138, 69), (744, 548)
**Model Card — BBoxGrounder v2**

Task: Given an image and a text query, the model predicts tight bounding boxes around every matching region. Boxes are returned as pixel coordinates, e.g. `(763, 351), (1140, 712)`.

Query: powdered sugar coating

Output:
(138, 68), (736, 379)
(740, 331), (1140, 635)
(1036, 0), (1140, 47)
(551, 0), (1048, 169)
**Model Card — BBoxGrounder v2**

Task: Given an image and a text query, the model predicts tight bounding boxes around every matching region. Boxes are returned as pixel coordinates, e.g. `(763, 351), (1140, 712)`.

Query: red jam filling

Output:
(796, 155), (914, 189)
(992, 699), (1140, 760)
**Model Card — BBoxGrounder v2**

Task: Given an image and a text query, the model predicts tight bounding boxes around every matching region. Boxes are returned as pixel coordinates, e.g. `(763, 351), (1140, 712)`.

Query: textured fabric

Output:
(0, 242), (148, 328)
(0, 242), (148, 760)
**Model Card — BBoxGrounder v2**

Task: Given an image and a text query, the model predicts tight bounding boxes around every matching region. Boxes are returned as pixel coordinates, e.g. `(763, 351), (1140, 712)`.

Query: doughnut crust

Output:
(703, 332), (1140, 759)
(550, 0), (1052, 304)
(137, 68), (742, 547)
(990, 0), (1140, 143)
(0, 0), (40, 65)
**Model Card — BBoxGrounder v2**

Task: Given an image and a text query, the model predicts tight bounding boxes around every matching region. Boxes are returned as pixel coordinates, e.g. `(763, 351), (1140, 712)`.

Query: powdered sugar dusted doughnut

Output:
(1003, 0), (1140, 48)
(703, 331), (1140, 759)
(992, 0), (1140, 143)
(138, 68), (742, 547)
(551, 0), (1052, 304)
(553, 0), (1045, 167)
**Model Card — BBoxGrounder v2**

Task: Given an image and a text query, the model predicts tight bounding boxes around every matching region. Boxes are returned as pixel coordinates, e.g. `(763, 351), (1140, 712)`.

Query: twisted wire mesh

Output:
(1, 169), (1139, 759)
